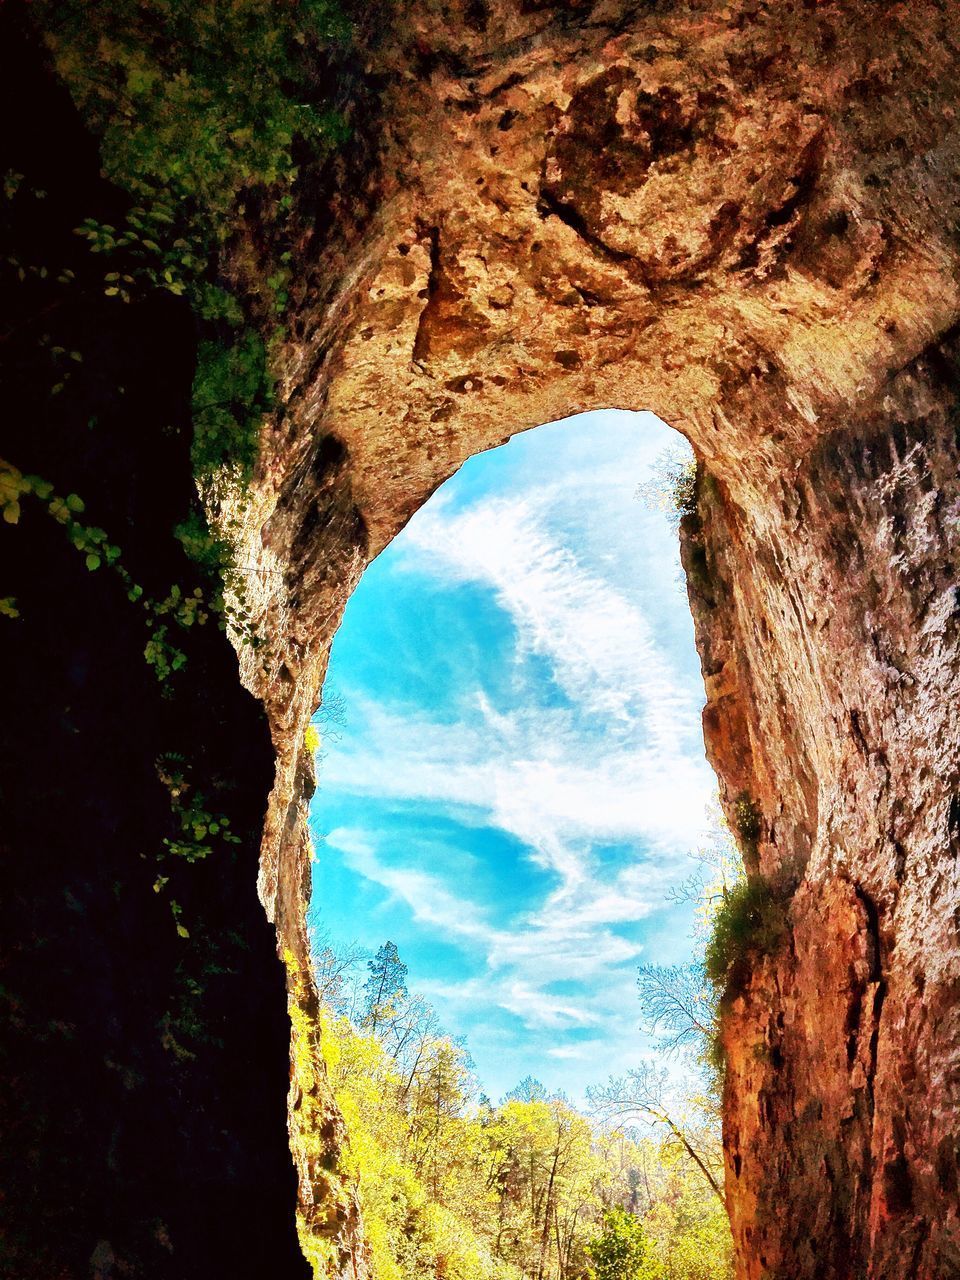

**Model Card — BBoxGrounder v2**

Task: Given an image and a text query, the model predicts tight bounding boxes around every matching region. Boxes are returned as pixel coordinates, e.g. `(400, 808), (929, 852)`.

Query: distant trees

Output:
(585, 813), (741, 1278)
(588, 1065), (724, 1205)
(587, 1208), (658, 1280)
(363, 940), (409, 1035)
(310, 931), (734, 1280)
(505, 1075), (551, 1103)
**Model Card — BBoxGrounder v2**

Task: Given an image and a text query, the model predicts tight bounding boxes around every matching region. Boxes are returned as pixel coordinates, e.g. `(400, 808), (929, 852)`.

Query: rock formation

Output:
(3, 1), (960, 1277)
(247, 3), (960, 1276)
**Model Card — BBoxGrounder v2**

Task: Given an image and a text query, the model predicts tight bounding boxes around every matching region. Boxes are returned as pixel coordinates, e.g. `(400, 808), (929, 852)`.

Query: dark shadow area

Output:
(0, 13), (308, 1278)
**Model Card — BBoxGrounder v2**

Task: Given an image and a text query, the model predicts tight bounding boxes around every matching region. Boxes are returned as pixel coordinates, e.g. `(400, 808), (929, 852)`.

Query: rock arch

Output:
(238, 3), (960, 1277)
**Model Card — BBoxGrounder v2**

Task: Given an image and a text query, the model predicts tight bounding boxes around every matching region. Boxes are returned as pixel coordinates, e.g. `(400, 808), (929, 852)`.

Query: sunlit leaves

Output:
(310, 938), (734, 1280)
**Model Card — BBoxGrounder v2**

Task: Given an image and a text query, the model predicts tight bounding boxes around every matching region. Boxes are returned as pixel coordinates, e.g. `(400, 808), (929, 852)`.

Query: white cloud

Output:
(313, 411), (714, 1099)
(402, 492), (699, 756)
(325, 824), (650, 1043)
(547, 1045), (593, 1060)
(326, 826), (493, 943)
(320, 696), (714, 868)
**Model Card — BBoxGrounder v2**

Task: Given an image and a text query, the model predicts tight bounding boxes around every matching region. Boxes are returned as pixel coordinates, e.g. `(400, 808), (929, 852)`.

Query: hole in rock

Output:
(307, 409), (736, 1276)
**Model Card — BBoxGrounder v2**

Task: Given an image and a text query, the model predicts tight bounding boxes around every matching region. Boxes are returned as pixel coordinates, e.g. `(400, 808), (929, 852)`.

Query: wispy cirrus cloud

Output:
(402, 491), (700, 755)
(311, 411), (714, 1100)
(320, 695), (712, 861)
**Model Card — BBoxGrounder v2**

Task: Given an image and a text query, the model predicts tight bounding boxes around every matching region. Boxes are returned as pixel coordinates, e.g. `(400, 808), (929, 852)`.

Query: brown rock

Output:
(218, 2), (960, 1276)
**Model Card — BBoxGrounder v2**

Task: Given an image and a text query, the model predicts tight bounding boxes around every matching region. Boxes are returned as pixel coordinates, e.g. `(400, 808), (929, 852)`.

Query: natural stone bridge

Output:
(247, 5), (960, 1276)
(3, 2), (959, 1278)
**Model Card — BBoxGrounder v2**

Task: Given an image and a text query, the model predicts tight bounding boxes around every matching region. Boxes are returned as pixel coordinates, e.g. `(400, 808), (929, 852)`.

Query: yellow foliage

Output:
(292, 943), (731, 1280)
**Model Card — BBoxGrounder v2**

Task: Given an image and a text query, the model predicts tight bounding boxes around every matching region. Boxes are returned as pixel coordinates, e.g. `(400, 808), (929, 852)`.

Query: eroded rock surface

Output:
(232, 3), (960, 1277)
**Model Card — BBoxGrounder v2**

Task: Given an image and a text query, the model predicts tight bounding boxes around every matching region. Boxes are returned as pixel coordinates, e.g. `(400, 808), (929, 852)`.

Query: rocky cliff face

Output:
(5, 1), (960, 1277)
(237, 2), (960, 1276)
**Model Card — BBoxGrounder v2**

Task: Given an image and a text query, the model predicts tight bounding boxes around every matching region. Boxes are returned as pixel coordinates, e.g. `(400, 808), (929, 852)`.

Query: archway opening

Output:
(306, 409), (735, 1278)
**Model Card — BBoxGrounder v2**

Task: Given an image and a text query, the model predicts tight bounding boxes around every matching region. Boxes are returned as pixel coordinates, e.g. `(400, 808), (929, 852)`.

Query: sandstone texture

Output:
(233, 2), (960, 1277)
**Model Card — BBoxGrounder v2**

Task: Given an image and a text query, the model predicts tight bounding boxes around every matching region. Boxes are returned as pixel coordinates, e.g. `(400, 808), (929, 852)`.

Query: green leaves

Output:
(143, 626), (188, 683)
(48, 491), (85, 522)
(38, 0), (355, 489)
(588, 1207), (661, 1280)
(190, 331), (273, 481)
(170, 899), (189, 939)
(149, 757), (244, 940)
(47, 0), (351, 241)
(703, 876), (787, 993)
(0, 463), (60, 522)
(0, 460), (212, 683)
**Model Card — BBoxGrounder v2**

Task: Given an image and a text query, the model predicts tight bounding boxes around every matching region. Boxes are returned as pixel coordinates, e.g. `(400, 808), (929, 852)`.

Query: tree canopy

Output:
(311, 935), (733, 1280)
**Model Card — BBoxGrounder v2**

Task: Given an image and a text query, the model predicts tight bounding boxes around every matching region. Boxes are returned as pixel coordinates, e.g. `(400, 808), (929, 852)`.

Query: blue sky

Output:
(307, 409), (716, 1102)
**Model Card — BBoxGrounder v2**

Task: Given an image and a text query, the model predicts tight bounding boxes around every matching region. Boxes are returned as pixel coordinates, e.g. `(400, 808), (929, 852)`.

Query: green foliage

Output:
(191, 331), (274, 481)
(32, 0), (352, 484)
(362, 940), (408, 1035)
(1, 460), (264, 678)
(587, 1207), (660, 1280)
(732, 793), (761, 847)
(1, 462), (128, 588)
(703, 877), (786, 995)
(155, 754), (242, 937)
(74, 206), (203, 303)
(1, 465), (60, 525)
(40, 0), (351, 236)
(162, 790), (240, 865)
(309, 938), (733, 1280)
(173, 509), (232, 578)
(642, 1172), (732, 1280)
(1, 460), (248, 942)
(172, 508), (263, 653)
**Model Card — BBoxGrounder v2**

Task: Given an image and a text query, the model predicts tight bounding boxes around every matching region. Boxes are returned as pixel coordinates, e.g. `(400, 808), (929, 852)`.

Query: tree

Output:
(311, 928), (369, 1019)
(588, 1066), (724, 1205)
(587, 1207), (660, 1280)
(363, 940), (408, 1036)
(635, 443), (697, 527)
(504, 1075), (549, 1103)
(312, 933), (731, 1280)
(636, 964), (716, 1058)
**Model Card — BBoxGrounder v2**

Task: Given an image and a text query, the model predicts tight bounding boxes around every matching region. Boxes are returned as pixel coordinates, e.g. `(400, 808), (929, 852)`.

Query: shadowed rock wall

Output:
(0, 20), (309, 1280)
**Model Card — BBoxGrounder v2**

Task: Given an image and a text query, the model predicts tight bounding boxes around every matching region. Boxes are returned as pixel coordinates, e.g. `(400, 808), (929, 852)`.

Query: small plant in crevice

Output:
(732, 791), (763, 867)
(703, 876), (788, 998)
(733, 794), (762, 844)
(305, 688), (348, 766)
(636, 443), (699, 526)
